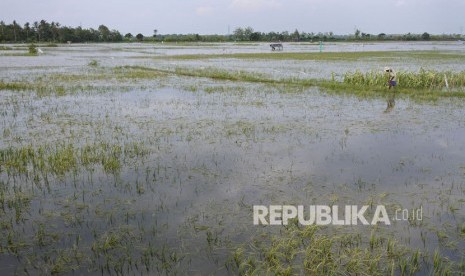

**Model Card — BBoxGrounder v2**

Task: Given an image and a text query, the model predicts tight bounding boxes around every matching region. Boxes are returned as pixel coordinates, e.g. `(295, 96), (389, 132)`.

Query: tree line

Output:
(0, 20), (123, 43)
(0, 20), (463, 43)
(228, 27), (462, 42)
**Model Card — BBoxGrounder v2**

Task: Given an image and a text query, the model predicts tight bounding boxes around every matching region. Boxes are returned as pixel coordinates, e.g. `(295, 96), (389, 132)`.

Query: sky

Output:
(1, 0), (464, 36)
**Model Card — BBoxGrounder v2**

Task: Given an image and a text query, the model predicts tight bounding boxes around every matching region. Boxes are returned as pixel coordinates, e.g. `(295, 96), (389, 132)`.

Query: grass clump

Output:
(28, 43), (38, 55)
(113, 65), (168, 79)
(0, 81), (33, 91)
(122, 65), (465, 101)
(174, 67), (274, 83)
(344, 69), (465, 90)
(226, 222), (459, 275)
(0, 142), (149, 178)
(88, 59), (98, 67)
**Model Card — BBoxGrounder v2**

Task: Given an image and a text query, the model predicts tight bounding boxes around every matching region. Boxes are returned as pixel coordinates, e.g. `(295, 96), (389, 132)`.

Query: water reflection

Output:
(384, 92), (396, 113)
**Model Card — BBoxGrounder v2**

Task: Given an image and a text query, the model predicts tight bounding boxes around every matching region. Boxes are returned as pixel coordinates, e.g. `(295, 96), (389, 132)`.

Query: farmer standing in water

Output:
(385, 67), (397, 89)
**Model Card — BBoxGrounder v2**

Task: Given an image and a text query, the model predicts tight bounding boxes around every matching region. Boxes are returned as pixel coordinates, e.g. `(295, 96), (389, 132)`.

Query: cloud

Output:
(196, 6), (214, 16)
(229, 0), (282, 12)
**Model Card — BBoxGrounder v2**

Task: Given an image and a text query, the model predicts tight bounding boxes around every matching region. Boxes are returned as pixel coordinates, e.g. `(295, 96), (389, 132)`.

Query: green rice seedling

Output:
(410, 249), (420, 273)
(35, 223), (60, 247)
(399, 258), (408, 275)
(47, 144), (77, 176)
(232, 247), (244, 268)
(386, 238), (395, 257)
(88, 60), (99, 67)
(433, 249), (442, 273)
(0, 81), (34, 91)
(436, 230), (448, 242)
(102, 156), (121, 173)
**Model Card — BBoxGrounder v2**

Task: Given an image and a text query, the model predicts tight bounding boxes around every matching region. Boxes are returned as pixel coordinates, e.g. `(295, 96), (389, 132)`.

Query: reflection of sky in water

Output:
(1, 42), (465, 273)
(2, 41), (465, 81)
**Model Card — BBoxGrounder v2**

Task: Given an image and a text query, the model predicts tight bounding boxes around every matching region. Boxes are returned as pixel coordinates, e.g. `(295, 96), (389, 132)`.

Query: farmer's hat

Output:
(384, 67), (392, 72)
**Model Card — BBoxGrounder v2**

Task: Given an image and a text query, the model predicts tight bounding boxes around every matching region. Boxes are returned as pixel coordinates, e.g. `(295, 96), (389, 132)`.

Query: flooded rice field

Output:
(1, 42), (465, 275)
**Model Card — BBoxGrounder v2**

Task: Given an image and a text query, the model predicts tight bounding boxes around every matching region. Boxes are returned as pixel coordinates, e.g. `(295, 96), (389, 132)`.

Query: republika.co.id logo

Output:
(253, 205), (423, 226)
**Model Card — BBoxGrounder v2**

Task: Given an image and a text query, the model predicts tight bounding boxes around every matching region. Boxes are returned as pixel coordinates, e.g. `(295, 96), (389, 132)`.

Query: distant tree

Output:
(292, 29), (300, 41)
(0, 21), (5, 41)
(280, 31), (290, 41)
(24, 22), (31, 41)
(361, 32), (371, 39)
(58, 26), (75, 42)
(39, 20), (51, 41)
(249, 32), (261, 41)
(233, 27), (244, 41)
(403, 32), (418, 41)
(109, 30), (122, 42)
(421, 32), (430, 40)
(307, 32), (315, 41)
(51, 21), (60, 41)
(1, 20), (462, 43)
(354, 28), (361, 40)
(12, 20), (18, 42)
(98, 24), (110, 41)
(33, 21), (40, 41)
(244, 27), (254, 41)
(328, 31), (334, 40)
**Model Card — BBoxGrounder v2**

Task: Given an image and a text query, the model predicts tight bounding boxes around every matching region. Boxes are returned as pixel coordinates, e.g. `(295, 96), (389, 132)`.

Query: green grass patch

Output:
(88, 59), (98, 67)
(0, 142), (149, 177)
(0, 81), (34, 91)
(123, 65), (465, 101)
(2, 64), (464, 101)
(113, 65), (168, 79)
(344, 69), (465, 89)
(0, 52), (39, 57)
(226, 222), (456, 275)
(161, 50), (465, 61)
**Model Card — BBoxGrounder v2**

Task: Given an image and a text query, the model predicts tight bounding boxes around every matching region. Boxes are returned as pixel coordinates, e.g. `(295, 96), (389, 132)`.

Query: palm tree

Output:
(39, 20), (50, 41)
(13, 20), (17, 42)
(33, 21), (40, 41)
(51, 21), (60, 42)
(0, 21), (5, 41)
(24, 22), (31, 41)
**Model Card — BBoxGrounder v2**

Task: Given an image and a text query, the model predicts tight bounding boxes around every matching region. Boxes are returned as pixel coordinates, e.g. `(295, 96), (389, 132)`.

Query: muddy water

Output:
(1, 43), (465, 274)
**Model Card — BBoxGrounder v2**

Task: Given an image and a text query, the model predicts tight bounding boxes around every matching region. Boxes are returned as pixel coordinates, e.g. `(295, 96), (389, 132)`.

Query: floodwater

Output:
(0, 42), (465, 274)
